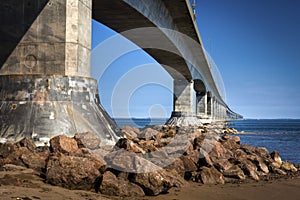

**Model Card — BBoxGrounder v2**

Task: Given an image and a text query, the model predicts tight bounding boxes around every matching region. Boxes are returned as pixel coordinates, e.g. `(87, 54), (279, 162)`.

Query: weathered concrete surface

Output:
(0, 0), (91, 77)
(0, 75), (120, 145)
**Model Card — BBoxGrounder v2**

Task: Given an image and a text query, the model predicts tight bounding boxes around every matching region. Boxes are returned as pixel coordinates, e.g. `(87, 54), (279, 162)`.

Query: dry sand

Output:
(0, 169), (299, 200)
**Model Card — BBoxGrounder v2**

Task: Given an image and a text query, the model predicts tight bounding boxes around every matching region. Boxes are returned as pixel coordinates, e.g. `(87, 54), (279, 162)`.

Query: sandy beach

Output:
(1, 168), (299, 200)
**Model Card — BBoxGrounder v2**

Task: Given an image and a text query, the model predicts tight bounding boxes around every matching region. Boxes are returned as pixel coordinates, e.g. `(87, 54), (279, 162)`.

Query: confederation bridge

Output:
(0, 0), (242, 145)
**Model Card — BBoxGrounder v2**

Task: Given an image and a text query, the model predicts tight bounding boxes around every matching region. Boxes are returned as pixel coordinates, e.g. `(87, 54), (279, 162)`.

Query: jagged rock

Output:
(241, 145), (256, 155)
(115, 138), (146, 154)
(105, 150), (161, 173)
(209, 141), (232, 161)
(139, 128), (160, 140)
(20, 151), (49, 172)
(15, 137), (37, 152)
(222, 136), (240, 150)
(46, 153), (105, 190)
(198, 166), (225, 184)
(1, 164), (32, 172)
(74, 132), (101, 150)
(223, 165), (246, 180)
(270, 151), (283, 165)
(198, 154), (214, 167)
(50, 135), (78, 154)
(180, 155), (198, 172)
(253, 157), (269, 174)
(122, 126), (140, 137)
(281, 161), (298, 172)
(237, 158), (260, 181)
(139, 140), (158, 152)
(164, 158), (185, 177)
(99, 171), (145, 197)
(255, 147), (270, 158)
(213, 158), (233, 172)
(130, 170), (173, 196)
(0, 146), (31, 167)
(273, 168), (287, 175)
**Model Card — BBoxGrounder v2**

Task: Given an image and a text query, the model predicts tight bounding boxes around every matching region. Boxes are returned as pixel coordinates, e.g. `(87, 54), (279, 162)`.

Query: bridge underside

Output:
(0, 0), (242, 144)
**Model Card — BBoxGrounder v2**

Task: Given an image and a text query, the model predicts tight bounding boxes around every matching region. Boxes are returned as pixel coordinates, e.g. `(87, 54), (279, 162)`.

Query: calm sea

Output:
(113, 118), (300, 164)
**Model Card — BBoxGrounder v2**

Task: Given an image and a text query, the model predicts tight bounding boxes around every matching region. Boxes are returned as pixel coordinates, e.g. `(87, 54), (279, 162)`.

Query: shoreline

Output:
(0, 169), (299, 200)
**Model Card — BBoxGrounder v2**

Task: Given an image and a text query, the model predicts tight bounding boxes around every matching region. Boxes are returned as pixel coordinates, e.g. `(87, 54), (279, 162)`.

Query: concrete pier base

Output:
(166, 111), (202, 126)
(0, 75), (120, 145)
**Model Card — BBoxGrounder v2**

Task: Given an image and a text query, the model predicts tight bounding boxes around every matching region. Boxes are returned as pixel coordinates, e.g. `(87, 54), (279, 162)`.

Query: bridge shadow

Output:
(0, 0), (48, 70)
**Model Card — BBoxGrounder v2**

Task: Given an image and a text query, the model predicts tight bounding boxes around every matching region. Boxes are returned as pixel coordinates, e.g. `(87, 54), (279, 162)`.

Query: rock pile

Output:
(0, 125), (299, 197)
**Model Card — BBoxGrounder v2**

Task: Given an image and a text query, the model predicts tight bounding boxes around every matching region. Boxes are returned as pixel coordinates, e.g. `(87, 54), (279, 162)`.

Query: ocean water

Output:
(113, 118), (300, 164)
(229, 119), (300, 164)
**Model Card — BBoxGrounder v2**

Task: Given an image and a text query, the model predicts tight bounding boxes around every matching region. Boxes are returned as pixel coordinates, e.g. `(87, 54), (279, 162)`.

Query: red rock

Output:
(50, 135), (78, 154)
(139, 128), (160, 140)
(131, 170), (173, 196)
(74, 132), (101, 150)
(237, 158), (260, 181)
(46, 153), (104, 190)
(255, 147), (270, 158)
(99, 171), (145, 197)
(105, 150), (161, 173)
(253, 157), (269, 174)
(20, 151), (49, 172)
(180, 156), (198, 172)
(115, 138), (145, 154)
(223, 165), (246, 180)
(198, 166), (225, 184)
(15, 137), (37, 152)
(139, 140), (158, 152)
(222, 137), (240, 150)
(270, 151), (282, 165)
(164, 158), (185, 177)
(281, 161), (298, 172)
(122, 126), (140, 135)
(213, 158), (233, 172)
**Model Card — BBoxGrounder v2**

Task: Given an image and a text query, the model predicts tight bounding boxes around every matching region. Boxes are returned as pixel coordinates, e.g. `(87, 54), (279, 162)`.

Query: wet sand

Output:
(0, 169), (299, 200)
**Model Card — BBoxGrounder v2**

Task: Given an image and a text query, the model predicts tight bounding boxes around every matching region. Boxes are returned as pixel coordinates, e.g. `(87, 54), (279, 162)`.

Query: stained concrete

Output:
(0, 0), (91, 77)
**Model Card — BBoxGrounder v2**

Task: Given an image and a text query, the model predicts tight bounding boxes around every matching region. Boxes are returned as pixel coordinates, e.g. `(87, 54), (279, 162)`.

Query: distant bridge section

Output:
(93, 0), (242, 124)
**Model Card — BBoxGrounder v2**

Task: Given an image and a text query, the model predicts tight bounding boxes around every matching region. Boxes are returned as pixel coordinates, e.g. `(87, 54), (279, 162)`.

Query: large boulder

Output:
(270, 151), (283, 165)
(223, 165), (246, 180)
(198, 166), (225, 184)
(46, 153), (105, 190)
(237, 158), (260, 181)
(99, 171), (145, 197)
(180, 155), (198, 172)
(20, 151), (49, 172)
(281, 161), (298, 172)
(131, 170), (173, 196)
(74, 132), (101, 150)
(50, 135), (78, 154)
(115, 138), (146, 154)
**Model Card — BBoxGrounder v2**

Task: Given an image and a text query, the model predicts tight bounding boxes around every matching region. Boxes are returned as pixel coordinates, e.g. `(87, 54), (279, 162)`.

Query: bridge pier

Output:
(166, 79), (202, 126)
(0, 0), (119, 144)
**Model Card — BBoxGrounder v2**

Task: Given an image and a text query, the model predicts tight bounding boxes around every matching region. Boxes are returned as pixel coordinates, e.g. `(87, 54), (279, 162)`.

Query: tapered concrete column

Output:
(196, 92), (208, 118)
(0, 0), (120, 144)
(166, 79), (201, 126)
(207, 93), (212, 119)
(212, 98), (217, 121)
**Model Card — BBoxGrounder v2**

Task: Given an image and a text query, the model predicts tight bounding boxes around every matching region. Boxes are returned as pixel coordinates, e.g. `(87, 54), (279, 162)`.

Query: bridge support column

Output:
(166, 79), (201, 126)
(0, 0), (119, 145)
(196, 92), (208, 118)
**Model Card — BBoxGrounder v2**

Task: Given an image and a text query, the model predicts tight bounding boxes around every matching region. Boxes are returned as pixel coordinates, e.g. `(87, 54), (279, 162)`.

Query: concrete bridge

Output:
(0, 0), (241, 144)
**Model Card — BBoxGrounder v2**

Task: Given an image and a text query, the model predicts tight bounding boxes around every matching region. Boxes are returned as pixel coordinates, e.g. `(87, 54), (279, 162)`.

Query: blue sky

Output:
(91, 0), (300, 119)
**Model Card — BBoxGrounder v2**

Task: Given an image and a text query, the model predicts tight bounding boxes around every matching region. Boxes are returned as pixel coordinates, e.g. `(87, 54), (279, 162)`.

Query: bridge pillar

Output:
(196, 92), (208, 118)
(166, 79), (201, 126)
(0, 0), (119, 145)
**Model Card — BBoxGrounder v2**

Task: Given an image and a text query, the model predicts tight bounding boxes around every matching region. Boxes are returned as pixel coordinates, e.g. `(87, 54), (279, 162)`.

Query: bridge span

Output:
(0, 0), (241, 144)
